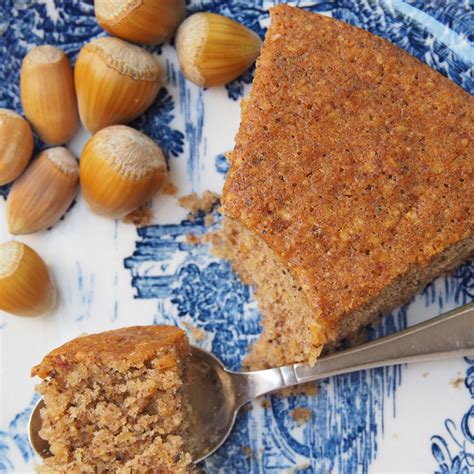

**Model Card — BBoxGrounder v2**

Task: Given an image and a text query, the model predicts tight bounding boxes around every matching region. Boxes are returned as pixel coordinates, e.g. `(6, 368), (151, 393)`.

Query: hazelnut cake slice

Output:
(219, 5), (473, 369)
(31, 326), (193, 473)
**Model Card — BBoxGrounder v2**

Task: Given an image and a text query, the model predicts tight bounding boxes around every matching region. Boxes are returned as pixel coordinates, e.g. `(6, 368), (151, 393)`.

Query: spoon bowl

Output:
(185, 346), (242, 462)
(28, 399), (48, 459)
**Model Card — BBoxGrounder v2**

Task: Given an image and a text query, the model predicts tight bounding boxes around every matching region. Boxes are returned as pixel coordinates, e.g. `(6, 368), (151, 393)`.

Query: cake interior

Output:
(214, 217), (473, 369)
(211, 217), (318, 369)
(35, 343), (192, 473)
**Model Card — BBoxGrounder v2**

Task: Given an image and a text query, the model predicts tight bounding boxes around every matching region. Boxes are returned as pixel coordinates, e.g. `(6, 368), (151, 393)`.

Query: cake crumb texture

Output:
(221, 5), (473, 367)
(185, 233), (201, 245)
(179, 191), (220, 216)
(291, 407), (312, 425)
(163, 182), (178, 196)
(242, 445), (253, 458)
(123, 203), (153, 226)
(32, 326), (193, 473)
(183, 322), (206, 342)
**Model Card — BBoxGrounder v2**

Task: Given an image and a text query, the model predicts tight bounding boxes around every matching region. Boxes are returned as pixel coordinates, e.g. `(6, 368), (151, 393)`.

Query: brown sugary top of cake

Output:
(32, 325), (189, 378)
(222, 5), (473, 339)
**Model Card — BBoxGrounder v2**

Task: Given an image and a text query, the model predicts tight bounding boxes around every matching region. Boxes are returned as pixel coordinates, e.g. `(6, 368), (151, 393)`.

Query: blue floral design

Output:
(0, 1), (100, 113)
(226, 67), (256, 101)
(131, 88), (185, 160)
(215, 153), (230, 175)
(407, 0), (473, 39)
(431, 357), (474, 474)
(0, 395), (38, 473)
(423, 260), (474, 310)
(170, 259), (259, 370)
(430, 264), (474, 473)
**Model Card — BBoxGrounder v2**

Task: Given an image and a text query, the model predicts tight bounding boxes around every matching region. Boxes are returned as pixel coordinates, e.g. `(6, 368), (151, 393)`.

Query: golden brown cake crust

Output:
(32, 325), (189, 378)
(222, 5), (473, 342)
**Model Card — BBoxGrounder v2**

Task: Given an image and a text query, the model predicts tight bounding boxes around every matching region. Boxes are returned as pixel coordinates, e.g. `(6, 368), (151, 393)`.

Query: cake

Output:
(219, 5), (474, 369)
(31, 326), (193, 473)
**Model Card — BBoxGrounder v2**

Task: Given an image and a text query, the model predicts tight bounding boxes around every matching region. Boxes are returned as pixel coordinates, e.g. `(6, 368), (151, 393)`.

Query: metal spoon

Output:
(29, 303), (474, 464)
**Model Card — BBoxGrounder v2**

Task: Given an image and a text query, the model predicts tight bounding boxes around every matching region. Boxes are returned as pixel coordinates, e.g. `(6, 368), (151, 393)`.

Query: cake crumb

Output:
(242, 445), (253, 458)
(163, 182), (178, 196)
(303, 382), (319, 396)
(450, 377), (464, 389)
(31, 326), (193, 472)
(291, 407), (312, 425)
(182, 322), (206, 342)
(185, 234), (201, 245)
(179, 191), (220, 216)
(204, 214), (215, 227)
(123, 204), (153, 226)
(260, 399), (271, 408)
(278, 382), (319, 398)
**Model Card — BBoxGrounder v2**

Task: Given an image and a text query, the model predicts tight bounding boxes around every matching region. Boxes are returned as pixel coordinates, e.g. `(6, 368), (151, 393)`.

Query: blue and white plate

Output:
(0, 1), (473, 472)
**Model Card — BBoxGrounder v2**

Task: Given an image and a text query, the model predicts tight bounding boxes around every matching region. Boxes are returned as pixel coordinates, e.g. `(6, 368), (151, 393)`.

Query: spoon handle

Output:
(236, 303), (474, 403)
